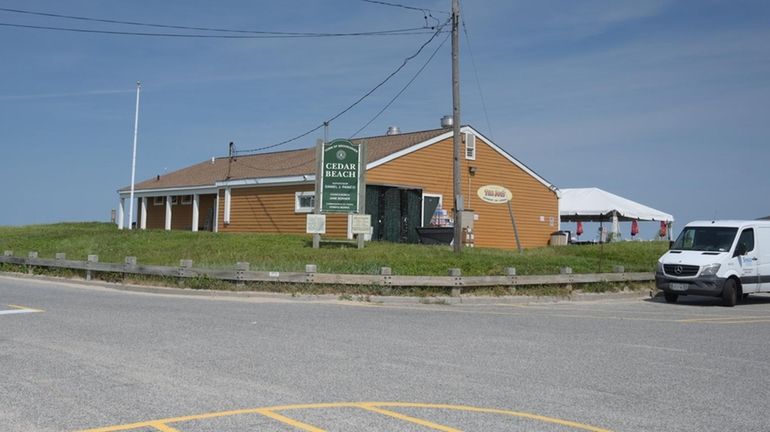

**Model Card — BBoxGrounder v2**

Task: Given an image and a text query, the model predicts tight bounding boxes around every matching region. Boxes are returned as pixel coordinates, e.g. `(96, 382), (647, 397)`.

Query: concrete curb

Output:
(0, 271), (654, 305)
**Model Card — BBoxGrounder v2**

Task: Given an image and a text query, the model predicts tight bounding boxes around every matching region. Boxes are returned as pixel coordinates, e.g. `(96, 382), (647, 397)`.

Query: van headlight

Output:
(656, 262), (664, 273)
(700, 263), (721, 276)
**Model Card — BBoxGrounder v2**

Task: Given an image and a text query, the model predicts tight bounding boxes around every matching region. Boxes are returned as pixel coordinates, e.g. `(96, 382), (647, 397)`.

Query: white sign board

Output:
(350, 214), (371, 234)
(477, 185), (513, 204)
(306, 214), (326, 234)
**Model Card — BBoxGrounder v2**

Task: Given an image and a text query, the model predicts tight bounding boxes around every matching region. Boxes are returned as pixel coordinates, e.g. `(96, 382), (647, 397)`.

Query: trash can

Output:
(550, 231), (569, 246)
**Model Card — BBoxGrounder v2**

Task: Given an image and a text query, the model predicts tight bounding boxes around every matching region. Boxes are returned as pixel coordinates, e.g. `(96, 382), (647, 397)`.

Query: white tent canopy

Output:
(559, 187), (674, 223)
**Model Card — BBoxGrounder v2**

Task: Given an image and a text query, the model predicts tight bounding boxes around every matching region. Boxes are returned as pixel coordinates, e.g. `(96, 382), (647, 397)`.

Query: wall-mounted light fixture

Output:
(468, 166), (477, 176)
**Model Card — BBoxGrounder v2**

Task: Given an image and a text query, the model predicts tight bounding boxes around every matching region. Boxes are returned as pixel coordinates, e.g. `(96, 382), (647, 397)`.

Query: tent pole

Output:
(599, 219), (604, 273)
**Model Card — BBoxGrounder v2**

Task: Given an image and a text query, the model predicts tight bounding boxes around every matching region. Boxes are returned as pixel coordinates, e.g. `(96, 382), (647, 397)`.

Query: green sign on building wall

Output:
(319, 139), (361, 213)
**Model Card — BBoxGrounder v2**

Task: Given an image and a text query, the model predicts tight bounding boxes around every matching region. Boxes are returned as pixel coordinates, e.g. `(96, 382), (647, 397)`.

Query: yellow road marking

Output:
(369, 403), (613, 432)
(357, 404), (461, 431)
(678, 316), (770, 323)
(7, 304), (45, 312)
(253, 408), (325, 432)
(148, 423), (181, 432)
(78, 401), (612, 432)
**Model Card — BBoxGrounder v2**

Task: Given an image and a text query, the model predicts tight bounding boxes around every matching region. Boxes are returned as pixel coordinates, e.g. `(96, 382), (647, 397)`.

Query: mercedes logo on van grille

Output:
(674, 266), (683, 275)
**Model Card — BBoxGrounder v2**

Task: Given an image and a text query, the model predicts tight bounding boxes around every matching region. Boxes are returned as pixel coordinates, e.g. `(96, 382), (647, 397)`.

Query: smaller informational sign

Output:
(350, 214), (371, 234)
(477, 185), (512, 204)
(306, 214), (326, 234)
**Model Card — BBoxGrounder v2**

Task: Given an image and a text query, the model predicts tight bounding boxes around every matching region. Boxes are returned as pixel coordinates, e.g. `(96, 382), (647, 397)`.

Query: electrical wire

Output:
(0, 22), (436, 39)
(350, 31), (449, 138)
(359, 0), (450, 15)
(232, 153), (316, 173)
(0, 6), (434, 37)
(235, 17), (449, 155)
(460, 13), (494, 141)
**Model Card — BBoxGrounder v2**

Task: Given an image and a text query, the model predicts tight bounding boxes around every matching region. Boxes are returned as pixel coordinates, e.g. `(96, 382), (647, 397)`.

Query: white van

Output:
(656, 220), (770, 306)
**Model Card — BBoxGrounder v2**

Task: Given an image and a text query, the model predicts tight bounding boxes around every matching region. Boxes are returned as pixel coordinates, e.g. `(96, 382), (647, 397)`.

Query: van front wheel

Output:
(722, 279), (738, 307)
(664, 292), (678, 303)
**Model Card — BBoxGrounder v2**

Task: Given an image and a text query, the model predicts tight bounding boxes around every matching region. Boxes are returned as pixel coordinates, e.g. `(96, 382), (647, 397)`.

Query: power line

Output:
(0, 21), (436, 39)
(235, 17), (449, 155)
(0, 6), (433, 37)
(461, 15), (494, 141)
(350, 31), (450, 138)
(359, 0), (450, 15)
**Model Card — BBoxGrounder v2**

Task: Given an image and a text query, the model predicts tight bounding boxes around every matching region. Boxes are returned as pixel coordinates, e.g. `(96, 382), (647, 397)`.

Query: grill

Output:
(663, 264), (700, 277)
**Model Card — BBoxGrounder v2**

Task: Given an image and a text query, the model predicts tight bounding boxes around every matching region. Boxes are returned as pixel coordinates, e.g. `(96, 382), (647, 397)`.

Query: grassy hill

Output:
(0, 223), (666, 276)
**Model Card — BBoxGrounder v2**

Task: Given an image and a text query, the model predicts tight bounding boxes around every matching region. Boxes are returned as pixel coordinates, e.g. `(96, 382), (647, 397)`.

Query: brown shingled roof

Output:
(122, 128), (449, 192)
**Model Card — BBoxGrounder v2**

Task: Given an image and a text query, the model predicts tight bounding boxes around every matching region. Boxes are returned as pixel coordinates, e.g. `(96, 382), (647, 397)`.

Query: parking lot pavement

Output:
(2, 275), (770, 431)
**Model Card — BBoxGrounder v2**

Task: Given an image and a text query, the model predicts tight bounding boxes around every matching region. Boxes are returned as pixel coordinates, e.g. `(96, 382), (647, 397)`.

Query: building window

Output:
(295, 191), (315, 213)
(170, 196), (178, 205)
(153, 197), (164, 206)
(181, 195), (192, 205)
(464, 132), (476, 160)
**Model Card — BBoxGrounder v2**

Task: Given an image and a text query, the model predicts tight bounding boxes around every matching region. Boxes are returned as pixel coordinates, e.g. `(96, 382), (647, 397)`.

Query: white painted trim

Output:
(216, 175), (315, 188)
(140, 197), (147, 230)
(192, 194), (199, 232)
(464, 132), (476, 161)
(223, 188), (231, 225)
(421, 193), (443, 227)
(165, 196), (172, 231)
(464, 126), (559, 195)
(118, 185), (217, 198)
(213, 193), (219, 232)
(118, 198), (125, 230)
(366, 131), (453, 170)
(365, 126), (559, 195)
(294, 191), (315, 214)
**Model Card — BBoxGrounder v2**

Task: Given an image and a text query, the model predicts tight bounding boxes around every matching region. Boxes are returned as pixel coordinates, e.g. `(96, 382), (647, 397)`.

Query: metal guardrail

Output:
(0, 251), (655, 289)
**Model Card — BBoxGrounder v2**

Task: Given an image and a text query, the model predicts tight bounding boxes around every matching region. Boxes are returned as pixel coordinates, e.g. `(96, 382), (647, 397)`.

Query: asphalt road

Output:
(2, 274), (770, 432)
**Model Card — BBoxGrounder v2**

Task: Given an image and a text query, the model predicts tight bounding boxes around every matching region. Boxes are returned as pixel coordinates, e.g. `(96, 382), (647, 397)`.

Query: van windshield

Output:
(672, 227), (737, 252)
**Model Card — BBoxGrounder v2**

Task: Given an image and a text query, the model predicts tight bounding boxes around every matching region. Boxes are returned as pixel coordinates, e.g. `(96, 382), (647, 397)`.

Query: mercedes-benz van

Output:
(656, 220), (770, 306)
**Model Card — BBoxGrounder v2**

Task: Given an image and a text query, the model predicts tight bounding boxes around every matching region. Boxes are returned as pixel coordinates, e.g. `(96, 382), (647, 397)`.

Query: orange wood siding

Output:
(366, 136), (558, 249)
(217, 185), (348, 238)
(144, 195), (216, 231)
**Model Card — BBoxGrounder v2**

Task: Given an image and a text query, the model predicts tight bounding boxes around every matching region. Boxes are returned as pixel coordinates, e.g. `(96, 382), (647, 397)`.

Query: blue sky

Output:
(1, 0), (768, 240)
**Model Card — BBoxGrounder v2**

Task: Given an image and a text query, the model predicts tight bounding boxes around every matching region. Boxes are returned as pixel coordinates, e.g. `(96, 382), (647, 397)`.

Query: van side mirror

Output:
(735, 242), (747, 257)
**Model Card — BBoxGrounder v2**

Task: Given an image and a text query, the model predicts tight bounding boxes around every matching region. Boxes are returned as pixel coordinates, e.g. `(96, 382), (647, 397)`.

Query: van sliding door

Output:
(758, 227), (770, 292)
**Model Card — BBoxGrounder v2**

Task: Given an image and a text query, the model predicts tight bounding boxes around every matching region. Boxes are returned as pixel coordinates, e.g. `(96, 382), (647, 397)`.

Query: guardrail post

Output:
(3, 250), (12, 257)
(55, 253), (66, 260)
(560, 267), (573, 291)
(179, 259), (193, 278)
(305, 264), (317, 284)
(449, 268), (462, 297)
(612, 265), (625, 273)
(86, 255), (99, 281)
(235, 262), (249, 287)
(380, 267), (393, 290)
(125, 256), (137, 267)
(505, 267), (517, 294)
(27, 251), (38, 274)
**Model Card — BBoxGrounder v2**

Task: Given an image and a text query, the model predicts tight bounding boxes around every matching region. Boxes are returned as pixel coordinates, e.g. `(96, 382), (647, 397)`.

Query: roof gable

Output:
(120, 126), (556, 193)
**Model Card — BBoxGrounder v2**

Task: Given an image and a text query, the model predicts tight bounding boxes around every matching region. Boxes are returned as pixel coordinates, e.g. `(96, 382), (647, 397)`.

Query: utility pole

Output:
(128, 81), (141, 230)
(451, 0), (463, 253)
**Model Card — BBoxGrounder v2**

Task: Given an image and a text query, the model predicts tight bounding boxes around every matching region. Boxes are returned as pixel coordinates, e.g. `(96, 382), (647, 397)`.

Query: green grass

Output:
(0, 222), (667, 276)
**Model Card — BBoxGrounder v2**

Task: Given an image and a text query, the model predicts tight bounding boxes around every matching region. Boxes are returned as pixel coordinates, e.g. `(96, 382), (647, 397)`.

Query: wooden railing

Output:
(0, 251), (654, 290)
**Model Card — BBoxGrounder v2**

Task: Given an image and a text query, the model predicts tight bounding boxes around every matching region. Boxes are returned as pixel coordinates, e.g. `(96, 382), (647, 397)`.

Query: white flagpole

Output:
(127, 81), (141, 230)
